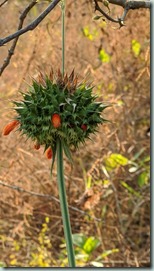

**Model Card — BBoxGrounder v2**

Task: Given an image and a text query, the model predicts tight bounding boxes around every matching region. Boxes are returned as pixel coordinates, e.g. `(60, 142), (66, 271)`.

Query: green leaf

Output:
(105, 153), (128, 170)
(141, 155), (150, 163)
(101, 248), (119, 258)
(99, 49), (111, 63)
(62, 141), (73, 164)
(121, 181), (140, 197)
(0, 262), (6, 267)
(83, 236), (100, 254)
(131, 39), (141, 57)
(86, 175), (92, 189)
(137, 171), (149, 187)
(131, 147), (145, 161)
(72, 234), (100, 255)
(93, 15), (102, 20)
(72, 233), (87, 249)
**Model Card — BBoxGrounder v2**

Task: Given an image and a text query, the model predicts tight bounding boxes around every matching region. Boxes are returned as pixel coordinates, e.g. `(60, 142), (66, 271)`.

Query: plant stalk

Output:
(61, 0), (65, 76)
(56, 1), (76, 266)
(56, 138), (76, 267)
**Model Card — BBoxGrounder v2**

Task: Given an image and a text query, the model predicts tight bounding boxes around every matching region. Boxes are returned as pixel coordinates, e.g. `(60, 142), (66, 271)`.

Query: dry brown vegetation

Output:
(0, 0), (150, 267)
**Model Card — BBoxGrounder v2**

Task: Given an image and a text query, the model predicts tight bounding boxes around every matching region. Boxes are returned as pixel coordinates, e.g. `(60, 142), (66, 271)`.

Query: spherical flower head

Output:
(4, 69), (109, 162)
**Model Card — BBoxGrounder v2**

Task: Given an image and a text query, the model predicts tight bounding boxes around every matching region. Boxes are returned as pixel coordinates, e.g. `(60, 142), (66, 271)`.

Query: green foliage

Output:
(99, 49), (111, 63)
(93, 15), (103, 21)
(59, 233), (118, 267)
(104, 153), (128, 171)
(97, 248), (119, 260)
(131, 39), (141, 57)
(137, 171), (149, 188)
(0, 261), (6, 267)
(4, 216), (55, 267)
(29, 216), (53, 267)
(120, 181), (141, 197)
(72, 233), (100, 254)
(102, 149), (150, 196)
(1, 223), (119, 267)
(129, 149), (150, 188)
(71, 233), (118, 267)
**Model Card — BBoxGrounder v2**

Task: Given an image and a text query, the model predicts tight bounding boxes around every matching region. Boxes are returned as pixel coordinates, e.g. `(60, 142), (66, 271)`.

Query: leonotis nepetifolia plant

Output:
(3, 68), (109, 267)
(3, 68), (108, 168)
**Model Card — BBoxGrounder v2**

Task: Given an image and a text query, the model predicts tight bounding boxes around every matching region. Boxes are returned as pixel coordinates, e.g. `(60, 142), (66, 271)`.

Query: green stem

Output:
(57, 2), (76, 266)
(56, 138), (76, 267)
(61, 0), (65, 76)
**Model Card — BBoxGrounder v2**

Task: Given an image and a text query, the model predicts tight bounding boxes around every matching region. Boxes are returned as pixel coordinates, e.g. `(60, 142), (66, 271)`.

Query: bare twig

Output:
(97, 0), (150, 8)
(124, 0), (150, 9)
(94, 0), (150, 27)
(0, 0), (8, 8)
(0, 0), (61, 47)
(94, 0), (120, 23)
(0, 180), (102, 222)
(0, 0), (37, 76)
(0, 0), (150, 74)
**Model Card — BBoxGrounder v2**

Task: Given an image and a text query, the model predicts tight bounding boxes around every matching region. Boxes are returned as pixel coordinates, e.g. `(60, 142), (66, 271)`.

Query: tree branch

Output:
(94, 0), (122, 24)
(0, 180), (101, 222)
(0, 0), (8, 8)
(0, 0), (61, 47)
(94, 0), (150, 27)
(125, 0), (150, 9)
(0, 0), (37, 76)
(97, 0), (150, 8)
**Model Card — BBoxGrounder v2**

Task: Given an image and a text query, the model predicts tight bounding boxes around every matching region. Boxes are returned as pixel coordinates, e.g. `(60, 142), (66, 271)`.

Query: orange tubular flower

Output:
(34, 143), (41, 150)
(81, 124), (87, 131)
(2, 120), (20, 136)
(51, 113), (61, 128)
(46, 147), (53, 159)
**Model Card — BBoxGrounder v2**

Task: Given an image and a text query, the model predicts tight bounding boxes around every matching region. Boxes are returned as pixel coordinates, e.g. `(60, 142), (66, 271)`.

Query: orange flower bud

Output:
(46, 147), (52, 159)
(2, 120), (20, 136)
(51, 113), (61, 128)
(34, 143), (40, 150)
(81, 124), (87, 131)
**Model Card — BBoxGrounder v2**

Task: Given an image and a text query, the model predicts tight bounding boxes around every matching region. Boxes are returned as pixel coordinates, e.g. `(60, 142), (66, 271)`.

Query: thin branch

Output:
(0, 180), (102, 222)
(106, 0), (126, 7)
(121, 0), (150, 21)
(96, 0), (126, 7)
(0, 0), (37, 76)
(94, 0), (119, 23)
(0, 0), (8, 8)
(97, 0), (150, 8)
(125, 0), (150, 9)
(120, 6), (129, 22)
(94, 0), (150, 27)
(0, 0), (61, 47)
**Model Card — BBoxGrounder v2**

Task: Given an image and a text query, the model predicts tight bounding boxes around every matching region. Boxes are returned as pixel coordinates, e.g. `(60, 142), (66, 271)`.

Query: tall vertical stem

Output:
(55, 2), (76, 266)
(56, 138), (76, 267)
(61, 0), (65, 76)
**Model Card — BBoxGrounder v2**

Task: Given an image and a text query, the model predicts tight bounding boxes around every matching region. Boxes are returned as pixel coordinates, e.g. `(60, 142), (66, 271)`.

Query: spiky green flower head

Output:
(11, 69), (108, 163)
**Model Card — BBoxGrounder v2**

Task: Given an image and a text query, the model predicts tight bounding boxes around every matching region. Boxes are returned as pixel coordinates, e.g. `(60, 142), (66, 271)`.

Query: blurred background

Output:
(0, 0), (150, 267)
